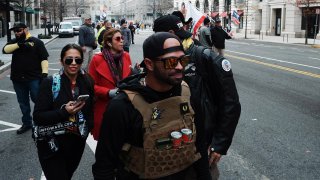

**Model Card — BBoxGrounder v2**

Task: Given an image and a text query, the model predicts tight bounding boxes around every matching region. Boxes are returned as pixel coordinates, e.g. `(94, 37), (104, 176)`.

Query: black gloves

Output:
(39, 73), (48, 84)
(41, 73), (48, 78)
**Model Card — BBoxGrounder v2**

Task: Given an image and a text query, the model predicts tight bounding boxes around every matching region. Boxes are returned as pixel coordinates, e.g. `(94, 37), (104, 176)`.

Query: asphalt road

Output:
(0, 31), (319, 180)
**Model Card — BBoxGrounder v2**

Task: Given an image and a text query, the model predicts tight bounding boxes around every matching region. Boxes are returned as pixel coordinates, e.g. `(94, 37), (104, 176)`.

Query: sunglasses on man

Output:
(114, 36), (124, 42)
(64, 57), (83, 65)
(154, 55), (190, 69)
(13, 28), (24, 33)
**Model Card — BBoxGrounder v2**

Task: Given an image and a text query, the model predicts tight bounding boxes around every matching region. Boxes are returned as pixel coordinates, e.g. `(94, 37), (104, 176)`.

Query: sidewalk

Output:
(0, 28), (58, 74)
(233, 32), (320, 47)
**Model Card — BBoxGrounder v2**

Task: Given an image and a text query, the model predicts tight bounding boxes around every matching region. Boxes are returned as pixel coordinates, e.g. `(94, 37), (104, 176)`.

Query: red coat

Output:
(88, 52), (132, 140)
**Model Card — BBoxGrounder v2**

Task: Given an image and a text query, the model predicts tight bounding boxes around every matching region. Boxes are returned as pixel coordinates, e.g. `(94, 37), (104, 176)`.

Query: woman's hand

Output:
(65, 101), (86, 115)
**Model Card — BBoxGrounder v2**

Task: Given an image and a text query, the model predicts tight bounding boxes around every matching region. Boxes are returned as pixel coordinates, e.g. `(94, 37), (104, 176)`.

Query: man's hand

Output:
(81, 46), (86, 52)
(109, 88), (119, 98)
(208, 147), (222, 167)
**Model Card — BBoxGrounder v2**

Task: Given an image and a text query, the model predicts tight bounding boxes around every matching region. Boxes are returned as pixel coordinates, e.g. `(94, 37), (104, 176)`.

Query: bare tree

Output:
(148, 0), (174, 21)
(287, 0), (318, 44)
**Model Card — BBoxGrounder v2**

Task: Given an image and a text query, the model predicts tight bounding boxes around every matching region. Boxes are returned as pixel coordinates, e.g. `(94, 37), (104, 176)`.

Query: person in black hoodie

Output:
(93, 32), (211, 180)
(210, 18), (232, 56)
(33, 44), (94, 180)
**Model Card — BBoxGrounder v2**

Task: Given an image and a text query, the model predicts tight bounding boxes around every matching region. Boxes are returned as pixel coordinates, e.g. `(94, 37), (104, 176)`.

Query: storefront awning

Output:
(211, 12), (219, 17)
(25, 7), (34, 14)
(220, 12), (228, 17)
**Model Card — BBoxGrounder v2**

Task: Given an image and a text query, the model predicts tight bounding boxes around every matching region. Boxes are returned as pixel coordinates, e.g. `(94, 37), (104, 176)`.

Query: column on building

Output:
(281, 4), (285, 35)
(268, 6), (273, 35)
(284, 3), (303, 38)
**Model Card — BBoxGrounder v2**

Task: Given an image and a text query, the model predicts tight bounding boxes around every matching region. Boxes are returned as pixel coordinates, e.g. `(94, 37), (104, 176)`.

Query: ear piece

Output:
(108, 43), (112, 47)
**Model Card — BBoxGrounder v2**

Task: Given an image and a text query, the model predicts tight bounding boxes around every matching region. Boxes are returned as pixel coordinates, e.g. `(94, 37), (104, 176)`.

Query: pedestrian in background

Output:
(210, 18), (232, 56)
(97, 20), (112, 51)
(2, 22), (49, 134)
(78, 15), (97, 70)
(33, 44), (94, 180)
(93, 32), (211, 180)
(128, 22), (135, 44)
(199, 18), (212, 48)
(153, 15), (241, 179)
(88, 28), (132, 140)
(120, 19), (131, 52)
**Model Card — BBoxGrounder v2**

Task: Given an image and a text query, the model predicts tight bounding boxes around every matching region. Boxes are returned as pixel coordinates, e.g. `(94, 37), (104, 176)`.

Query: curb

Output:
(0, 36), (58, 74)
(237, 37), (318, 47)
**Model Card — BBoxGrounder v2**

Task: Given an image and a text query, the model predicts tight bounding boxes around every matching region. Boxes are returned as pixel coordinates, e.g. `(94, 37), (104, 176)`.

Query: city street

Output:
(0, 31), (319, 180)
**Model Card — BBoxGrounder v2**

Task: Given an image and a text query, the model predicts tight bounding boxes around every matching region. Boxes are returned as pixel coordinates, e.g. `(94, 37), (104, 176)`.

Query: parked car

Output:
(58, 22), (74, 38)
(71, 21), (81, 35)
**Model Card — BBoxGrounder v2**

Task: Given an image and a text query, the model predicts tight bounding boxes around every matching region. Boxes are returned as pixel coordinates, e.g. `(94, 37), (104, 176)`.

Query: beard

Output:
(16, 32), (26, 42)
(153, 65), (183, 86)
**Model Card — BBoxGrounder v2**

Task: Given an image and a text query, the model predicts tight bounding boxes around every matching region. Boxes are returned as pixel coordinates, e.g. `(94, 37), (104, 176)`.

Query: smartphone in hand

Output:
(74, 94), (89, 105)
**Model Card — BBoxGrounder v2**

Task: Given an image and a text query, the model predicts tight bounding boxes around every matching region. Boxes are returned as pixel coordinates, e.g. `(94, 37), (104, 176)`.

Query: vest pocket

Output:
(143, 142), (201, 179)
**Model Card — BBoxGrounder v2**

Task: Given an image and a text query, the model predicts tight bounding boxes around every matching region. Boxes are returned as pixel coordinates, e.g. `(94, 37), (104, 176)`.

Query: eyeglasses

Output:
(114, 36), (124, 42)
(64, 57), (83, 65)
(154, 55), (190, 69)
(14, 28), (24, 33)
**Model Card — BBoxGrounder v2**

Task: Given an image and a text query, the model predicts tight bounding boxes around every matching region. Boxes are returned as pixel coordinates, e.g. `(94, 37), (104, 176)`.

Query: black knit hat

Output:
(153, 15), (192, 40)
(120, 19), (126, 25)
(172, 11), (193, 25)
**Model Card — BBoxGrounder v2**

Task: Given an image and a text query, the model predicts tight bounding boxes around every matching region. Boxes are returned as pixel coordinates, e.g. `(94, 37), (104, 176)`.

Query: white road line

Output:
(0, 120), (21, 133)
(0, 89), (16, 94)
(309, 57), (320, 61)
(86, 134), (97, 153)
(226, 50), (320, 70)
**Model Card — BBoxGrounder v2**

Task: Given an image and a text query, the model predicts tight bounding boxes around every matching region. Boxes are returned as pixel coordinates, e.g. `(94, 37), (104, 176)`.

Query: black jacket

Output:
(92, 73), (211, 180)
(184, 43), (241, 155)
(210, 26), (231, 49)
(33, 72), (94, 128)
(33, 72), (94, 163)
(3, 36), (49, 82)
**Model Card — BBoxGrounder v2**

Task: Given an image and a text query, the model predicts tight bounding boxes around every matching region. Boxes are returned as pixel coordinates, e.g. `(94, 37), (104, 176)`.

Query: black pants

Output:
(131, 31), (134, 43)
(37, 135), (86, 180)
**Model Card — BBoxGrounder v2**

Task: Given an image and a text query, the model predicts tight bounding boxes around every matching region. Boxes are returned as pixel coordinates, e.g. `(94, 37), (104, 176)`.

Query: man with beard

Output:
(93, 32), (211, 180)
(2, 22), (49, 134)
(153, 15), (241, 179)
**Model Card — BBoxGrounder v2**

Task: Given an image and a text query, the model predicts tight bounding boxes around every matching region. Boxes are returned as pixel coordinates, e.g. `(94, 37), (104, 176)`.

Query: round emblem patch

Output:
(222, 59), (231, 72)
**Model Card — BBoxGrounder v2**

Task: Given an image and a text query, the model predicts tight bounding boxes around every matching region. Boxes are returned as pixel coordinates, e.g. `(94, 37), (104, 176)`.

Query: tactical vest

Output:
(122, 82), (201, 179)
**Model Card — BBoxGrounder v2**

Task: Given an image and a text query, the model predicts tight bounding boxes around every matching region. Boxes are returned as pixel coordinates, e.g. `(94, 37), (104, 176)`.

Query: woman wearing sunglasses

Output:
(33, 44), (94, 179)
(88, 28), (132, 140)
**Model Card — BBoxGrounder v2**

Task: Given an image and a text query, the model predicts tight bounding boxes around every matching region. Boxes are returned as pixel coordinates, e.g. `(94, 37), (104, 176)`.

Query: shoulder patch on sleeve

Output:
(222, 59), (231, 72)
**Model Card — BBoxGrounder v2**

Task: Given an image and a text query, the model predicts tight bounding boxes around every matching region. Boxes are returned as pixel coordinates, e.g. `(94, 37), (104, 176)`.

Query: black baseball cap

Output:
(9, 22), (27, 31)
(153, 15), (192, 40)
(141, 32), (184, 67)
(172, 11), (193, 25)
